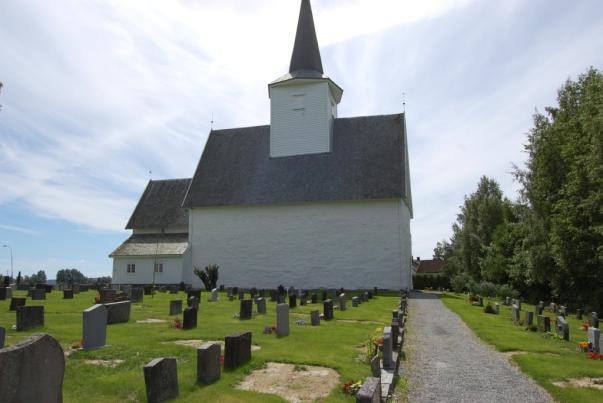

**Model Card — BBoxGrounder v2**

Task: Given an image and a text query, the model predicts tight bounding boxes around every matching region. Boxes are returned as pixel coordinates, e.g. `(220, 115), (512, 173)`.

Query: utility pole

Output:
(2, 244), (13, 281)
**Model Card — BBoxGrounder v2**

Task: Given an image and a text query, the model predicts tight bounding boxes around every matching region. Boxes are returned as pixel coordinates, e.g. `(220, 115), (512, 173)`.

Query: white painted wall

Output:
(112, 255), (184, 284)
(188, 199), (412, 290)
(270, 80), (337, 157)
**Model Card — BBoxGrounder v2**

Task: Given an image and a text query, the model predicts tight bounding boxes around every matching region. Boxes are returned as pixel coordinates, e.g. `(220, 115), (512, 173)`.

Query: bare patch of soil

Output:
(336, 319), (383, 325)
(167, 339), (261, 351)
(237, 362), (339, 403)
(502, 351), (528, 358)
(136, 319), (167, 324)
(84, 359), (124, 368)
(552, 377), (603, 390)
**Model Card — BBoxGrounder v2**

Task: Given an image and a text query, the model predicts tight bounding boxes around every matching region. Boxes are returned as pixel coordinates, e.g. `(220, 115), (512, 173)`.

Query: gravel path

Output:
(403, 291), (552, 403)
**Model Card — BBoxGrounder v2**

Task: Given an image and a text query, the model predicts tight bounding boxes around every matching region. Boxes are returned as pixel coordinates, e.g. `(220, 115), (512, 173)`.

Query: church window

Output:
(154, 263), (163, 273)
(127, 263), (136, 273)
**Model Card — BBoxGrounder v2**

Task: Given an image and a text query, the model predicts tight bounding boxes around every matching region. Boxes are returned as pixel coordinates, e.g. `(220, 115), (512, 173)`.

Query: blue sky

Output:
(1, 0), (602, 279)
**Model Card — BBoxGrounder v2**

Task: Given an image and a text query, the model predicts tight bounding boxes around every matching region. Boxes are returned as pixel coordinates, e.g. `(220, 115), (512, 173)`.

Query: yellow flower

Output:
(375, 327), (383, 333)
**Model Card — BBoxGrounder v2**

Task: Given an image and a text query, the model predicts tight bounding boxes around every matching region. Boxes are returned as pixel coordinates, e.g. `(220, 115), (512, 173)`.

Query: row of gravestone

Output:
(143, 331), (252, 403)
(356, 290), (409, 403)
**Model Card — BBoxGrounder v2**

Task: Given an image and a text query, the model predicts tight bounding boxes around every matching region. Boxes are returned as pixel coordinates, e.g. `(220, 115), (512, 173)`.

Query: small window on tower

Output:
(292, 94), (305, 111)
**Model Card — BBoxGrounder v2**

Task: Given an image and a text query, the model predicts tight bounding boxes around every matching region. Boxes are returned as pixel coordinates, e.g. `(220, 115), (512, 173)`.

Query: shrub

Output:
(451, 273), (471, 293)
(483, 302), (496, 314)
(193, 264), (219, 291)
(496, 284), (518, 300)
(478, 281), (497, 297)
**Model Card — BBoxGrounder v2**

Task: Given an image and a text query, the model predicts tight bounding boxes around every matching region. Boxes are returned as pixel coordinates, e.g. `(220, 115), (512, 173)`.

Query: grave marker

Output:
(356, 377), (381, 403)
(210, 288), (218, 302)
(31, 288), (46, 300)
(525, 311), (534, 327)
(289, 295), (297, 309)
(240, 299), (252, 320)
(382, 327), (393, 369)
(105, 300), (131, 324)
(0, 326), (4, 348)
(83, 304), (107, 350)
(197, 342), (221, 384)
(183, 307), (198, 330)
(556, 316), (569, 341)
(338, 294), (347, 311)
(143, 358), (179, 403)
(9, 297), (26, 311)
(352, 296), (360, 307)
(310, 310), (320, 326)
(169, 300), (183, 316)
(537, 315), (551, 333)
(224, 331), (252, 369)
(588, 327), (600, 353)
(276, 304), (289, 336)
(16, 306), (44, 331)
(130, 287), (144, 303)
(512, 305), (520, 325)
(323, 299), (334, 320)
(63, 290), (74, 299)
(0, 287), (12, 300)
(576, 308), (583, 320)
(589, 312), (599, 328)
(99, 289), (116, 303)
(256, 297), (266, 314)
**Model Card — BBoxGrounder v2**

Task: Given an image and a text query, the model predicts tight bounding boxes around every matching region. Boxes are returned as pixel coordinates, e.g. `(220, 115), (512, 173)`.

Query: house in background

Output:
(414, 258), (445, 277)
(110, 179), (192, 285)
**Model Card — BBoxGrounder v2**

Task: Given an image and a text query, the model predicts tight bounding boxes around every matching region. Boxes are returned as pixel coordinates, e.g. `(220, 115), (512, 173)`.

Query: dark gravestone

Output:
(0, 326), (4, 348)
(556, 316), (570, 341)
(224, 331), (252, 369)
(323, 299), (334, 320)
(16, 306), (44, 331)
(131, 287), (144, 303)
(321, 291), (327, 301)
(576, 308), (583, 320)
(256, 297), (266, 314)
(83, 304), (107, 350)
(232, 287), (239, 295)
(367, 291), (373, 300)
(31, 288), (46, 300)
(276, 304), (289, 337)
(392, 310), (399, 320)
(370, 355), (380, 377)
(9, 297), (26, 311)
(589, 312), (599, 328)
(356, 377), (381, 403)
(310, 310), (320, 326)
(289, 295), (297, 309)
(183, 307), (198, 330)
(537, 315), (551, 333)
(0, 333), (65, 403)
(238, 290), (245, 300)
(169, 300), (183, 316)
(188, 288), (202, 301)
(169, 285), (179, 294)
(99, 289), (116, 303)
(143, 357), (179, 403)
(352, 296), (360, 307)
(104, 300), (131, 324)
(382, 327), (393, 369)
(0, 287), (11, 300)
(525, 311), (534, 327)
(240, 299), (252, 320)
(197, 342), (221, 384)
(277, 295), (285, 304)
(188, 296), (199, 310)
(300, 295), (306, 306)
(144, 285), (153, 295)
(63, 290), (74, 299)
(311, 293), (317, 304)
(391, 319), (400, 349)
(35, 283), (53, 293)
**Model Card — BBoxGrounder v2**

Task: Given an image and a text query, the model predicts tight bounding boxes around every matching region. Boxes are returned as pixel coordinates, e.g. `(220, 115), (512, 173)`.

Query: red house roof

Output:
(416, 259), (445, 274)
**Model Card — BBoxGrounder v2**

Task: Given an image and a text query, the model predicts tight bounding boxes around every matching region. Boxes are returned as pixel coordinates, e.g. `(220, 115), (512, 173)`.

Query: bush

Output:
(193, 264), (219, 291)
(412, 275), (450, 290)
(451, 273), (471, 293)
(483, 302), (497, 314)
(478, 281), (497, 297)
(496, 284), (518, 300)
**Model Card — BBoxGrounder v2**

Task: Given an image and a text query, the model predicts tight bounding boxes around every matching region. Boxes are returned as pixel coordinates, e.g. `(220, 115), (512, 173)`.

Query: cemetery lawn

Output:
(442, 293), (603, 403)
(0, 290), (397, 402)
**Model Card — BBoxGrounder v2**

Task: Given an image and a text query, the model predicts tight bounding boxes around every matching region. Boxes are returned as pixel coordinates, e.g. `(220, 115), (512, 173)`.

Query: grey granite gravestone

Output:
(99, 288), (116, 303)
(363, 292), (369, 302)
(382, 327), (393, 369)
(588, 327), (600, 353)
(256, 297), (266, 314)
(169, 300), (183, 316)
(224, 331), (252, 369)
(9, 297), (26, 311)
(512, 305), (520, 325)
(556, 316), (569, 341)
(352, 296), (360, 307)
(197, 342), (221, 384)
(338, 294), (347, 311)
(143, 357), (179, 403)
(210, 288), (218, 302)
(590, 312), (599, 328)
(356, 377), (381, 403)
(187, 288), (202, 301)
(188, 296), (199, 310)
(183, 307), (198, 330)
(16, 306), (44, 331)
(0, 326), (5, 348)
(537, 315), (551, 332)
(240, 299), (252, 320)
(31, 288), (46, 300)
(576, 308), (583, 320)
(494, 303), (500, 314)
(549, 302), (557, 313)
(536, 305), (543, 316)
(83, 304), (107, 350)
(559, 305), (567, 317)
(525, 311), (534, 327)
(504, 296), (510, 305)
(63, 290), (74, 299)
(289, 294), (297, 309)
(276, 304), (289, 337)
(105, 300), (131, 324)
(370, 355), (380, 377)
(130, 287), (144, 303)
(0, 287), (11, 300)
(310, 310), (320, 326)
(391, 319), (400, 349)
(323, 299), (334, 320)
(0, 333), (65, 403)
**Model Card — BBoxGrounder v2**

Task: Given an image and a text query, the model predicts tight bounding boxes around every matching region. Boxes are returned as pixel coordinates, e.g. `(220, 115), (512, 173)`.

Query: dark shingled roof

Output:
(416, 259), (445, 274)
(289, 0), (323, 75)
(126, 178), (191, 230)
(183, 114), (409, 208)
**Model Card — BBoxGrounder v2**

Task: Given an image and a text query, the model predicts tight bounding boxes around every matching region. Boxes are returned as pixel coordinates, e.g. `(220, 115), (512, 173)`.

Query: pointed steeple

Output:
(289, 0), (323, 74)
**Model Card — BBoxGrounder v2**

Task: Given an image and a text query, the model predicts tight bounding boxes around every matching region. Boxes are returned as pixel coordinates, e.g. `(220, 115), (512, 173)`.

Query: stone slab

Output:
(197, 342), (221, 384)
(169, 300), (183, 316)
(83, 304), (107, 350)
(183, 307), (198, 330)
(9, 297), (26, 311)
(310, 310), (320, 326)
(143, 357), (179, 403)
(104, 300), (131, 324)
(31, 288), (46, 300)
(16, 306), (44, 331)
(224, 331), (252, 369)
(276, 304), (289, 337)
(356, 377), (381, 403)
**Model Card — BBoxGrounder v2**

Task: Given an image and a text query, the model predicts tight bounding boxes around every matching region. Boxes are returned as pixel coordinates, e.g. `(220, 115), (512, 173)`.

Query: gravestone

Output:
(512, 305), (520, 325)
(99, 289), (116, 304)
(525, 311), (534, 327)
(276, 304), (289, 336)
(210, 288), (218, 302)
(363, 292), (369, 302)
(63, 290), (74, 299)
(370, 355), (380, 377)
(537, 315), (551, 332)
(169, 300), (183, 316)
(367, 291), (373, 300)
(477, 296), (483, 307)
(504, 297), (510, 306)
(559, 305), (567, 317)
(269, 290), (277, 302)
(289, 295), (297, 309)
(310, 310), (320, 326)
(130, 287), (144, 303)
(494, 303), (500, 315)
(169, 285), (179, 294)
(588, 327), (600, 353)
(556, 316), (569, 341)
(392, 310), (399, 320)
(16, 306), (44, 331)
(0, 333), (65, 403)
(224, 331), (252, 369)
(83, 304), (107, 350)
(31, 288), (46, 300)
(121, 285), (132, 298)
(382, 327), (393, 369)
(9, 297), (26, 311)
(356, 377), (381, 403)
(517, 299), (522, 311)
(549, 302), (557, 313)
(391, 319), (400, 349)
(323, 299), (334, 320)
(589, 312), (599, 328)
(144, 285), (154, 296)
(321, 290), (327, 301)
(352, 296), (360, 307)
(197, 342), (221, 384)
(238, 289), (245, 300)
(0, 287), (12, 300)
(311, 293), (317, 304)
(183, 307), (198, 330)
(256, 297), (266, 314)
(232, 287), (239, 295)
(188, 296), (199, 310)
(576, 308), (583, 320)
(0, 326), (4, 348)
(104, 300), (131, 324)
(240, 299), (252, 320)
(187, 288), (201, 300)
(536, 305), (543, 316)
(300, 295), (306, 306)
(143, 357), (179, 403)
(338, 294), (347, 311)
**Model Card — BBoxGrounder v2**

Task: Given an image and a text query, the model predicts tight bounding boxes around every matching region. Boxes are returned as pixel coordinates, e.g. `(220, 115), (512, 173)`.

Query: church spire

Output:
(289, 0), (323, 74)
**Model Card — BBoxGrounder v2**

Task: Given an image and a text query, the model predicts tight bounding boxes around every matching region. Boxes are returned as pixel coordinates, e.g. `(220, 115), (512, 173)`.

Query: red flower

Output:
(220, 355), (225, 364)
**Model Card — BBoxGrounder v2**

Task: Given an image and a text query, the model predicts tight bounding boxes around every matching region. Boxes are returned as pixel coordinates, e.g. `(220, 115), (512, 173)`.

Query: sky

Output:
(1, 0), (602, 279)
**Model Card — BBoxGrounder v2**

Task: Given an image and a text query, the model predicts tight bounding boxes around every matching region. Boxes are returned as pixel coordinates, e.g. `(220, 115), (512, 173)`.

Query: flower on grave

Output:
(342, 380), (363, 395)
(587, 352), (603, 360)
(581, 322), (589, 331)
(220, 355), (224, 365)
(170, 318), (182, 329)
(372, 336), (384, 346)
(375, 327), (383, 333)
(578, 341), (589, 352)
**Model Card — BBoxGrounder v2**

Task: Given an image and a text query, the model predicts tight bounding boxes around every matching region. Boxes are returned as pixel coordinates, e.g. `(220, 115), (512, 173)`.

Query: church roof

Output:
(109, 233), (189, 257)
(289, 0), (323, 75)
(125, 178), (191, 230)
(183, 114), (410, 208)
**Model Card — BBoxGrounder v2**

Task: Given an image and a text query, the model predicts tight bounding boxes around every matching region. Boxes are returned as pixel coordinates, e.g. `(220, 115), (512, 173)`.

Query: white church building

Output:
(111, 0), (413, 290)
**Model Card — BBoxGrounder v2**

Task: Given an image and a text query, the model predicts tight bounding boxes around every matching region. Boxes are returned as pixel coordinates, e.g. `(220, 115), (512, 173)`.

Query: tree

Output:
(193, 264), (219, 291)
(56, 268), (88, 285)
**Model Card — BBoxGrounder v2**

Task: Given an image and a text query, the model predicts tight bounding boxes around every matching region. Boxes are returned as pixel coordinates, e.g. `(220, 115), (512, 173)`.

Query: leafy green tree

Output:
(56, 268), (88, 285)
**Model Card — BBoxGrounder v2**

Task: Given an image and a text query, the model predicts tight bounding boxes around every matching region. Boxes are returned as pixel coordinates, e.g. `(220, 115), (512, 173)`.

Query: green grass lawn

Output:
(1, 290), (396, 402)
(441, 292), (603, 403)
